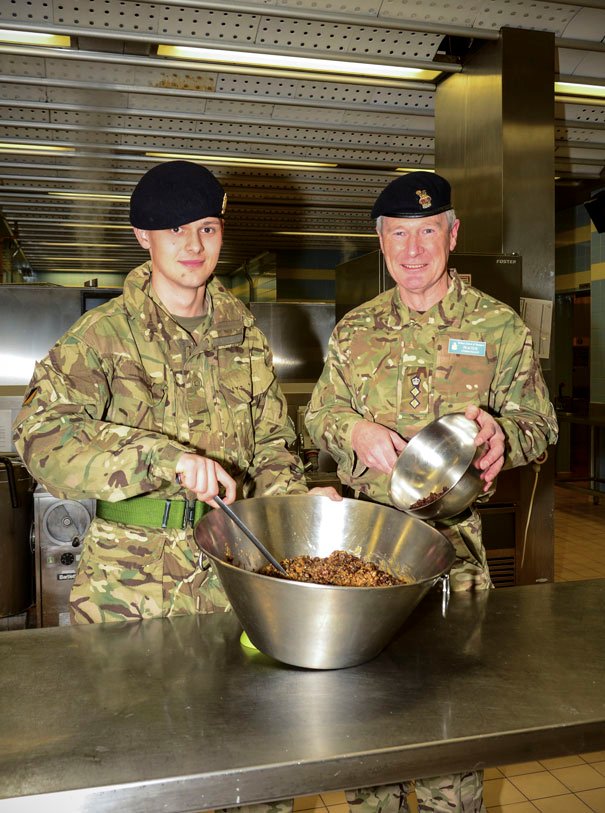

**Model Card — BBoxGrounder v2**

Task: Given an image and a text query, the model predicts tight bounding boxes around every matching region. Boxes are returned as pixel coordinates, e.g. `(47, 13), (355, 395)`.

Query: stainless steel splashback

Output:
(0, 286), (83, 453)
(249, 302), (334, 383)
(0, 286), (82, 387)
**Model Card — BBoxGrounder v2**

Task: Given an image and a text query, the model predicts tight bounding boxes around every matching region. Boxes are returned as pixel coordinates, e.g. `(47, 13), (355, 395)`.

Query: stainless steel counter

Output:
(1, 580), (604, 813)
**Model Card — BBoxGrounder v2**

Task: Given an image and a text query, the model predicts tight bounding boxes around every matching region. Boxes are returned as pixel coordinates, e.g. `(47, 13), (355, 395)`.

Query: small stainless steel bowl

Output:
(389, 413), (486, 521)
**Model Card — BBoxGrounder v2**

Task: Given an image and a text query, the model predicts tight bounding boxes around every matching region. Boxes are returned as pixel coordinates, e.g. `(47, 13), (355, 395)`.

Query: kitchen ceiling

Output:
(0, 0), (604, 283)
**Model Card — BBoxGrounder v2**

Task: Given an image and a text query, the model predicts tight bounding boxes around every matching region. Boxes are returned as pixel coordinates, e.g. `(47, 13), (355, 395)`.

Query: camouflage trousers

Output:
(346, 772), (485, 813)
(435, 509), (493, 592)
(70, 518), (230, 623)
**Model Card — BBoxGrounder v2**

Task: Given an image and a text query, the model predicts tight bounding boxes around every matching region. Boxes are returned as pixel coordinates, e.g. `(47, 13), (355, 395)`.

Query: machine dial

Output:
(43, 502), (92, 545)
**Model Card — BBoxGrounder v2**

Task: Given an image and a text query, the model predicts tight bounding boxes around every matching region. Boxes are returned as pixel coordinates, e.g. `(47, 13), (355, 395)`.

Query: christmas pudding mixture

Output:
(409, 485), (449, 510)
(259, 549), (408, 587)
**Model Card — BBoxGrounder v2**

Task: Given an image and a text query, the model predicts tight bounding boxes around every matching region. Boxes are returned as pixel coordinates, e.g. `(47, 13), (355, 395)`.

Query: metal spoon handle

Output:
(214, 496), (288, 576)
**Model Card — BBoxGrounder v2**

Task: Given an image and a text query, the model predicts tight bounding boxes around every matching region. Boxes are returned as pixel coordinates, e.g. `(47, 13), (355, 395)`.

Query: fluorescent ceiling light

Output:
(39, 242), (125, 247)
(157, 44), (441, 82)
(274, 231), (377, 238)
(38, 257), (125, 262)
(58, 222), (132, 229)
(0, 28), (71, 47)
(48, 192), (129, 201)
(45, 260), (228, 267)
(44, 266), (127, 278)
(0, 143), (74, 154)
(395, 167), (435, 173)
(146, 151), (337, 169)
(555, 81), (605, 100)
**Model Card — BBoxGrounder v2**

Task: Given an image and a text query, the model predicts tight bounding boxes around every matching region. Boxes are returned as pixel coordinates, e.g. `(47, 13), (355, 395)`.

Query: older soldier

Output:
(305, 171), (558, 812)
(14, 160), (336, 626)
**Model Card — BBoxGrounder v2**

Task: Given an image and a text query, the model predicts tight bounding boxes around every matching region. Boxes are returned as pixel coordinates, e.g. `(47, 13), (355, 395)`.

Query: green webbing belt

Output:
(96, 496), (209, 529)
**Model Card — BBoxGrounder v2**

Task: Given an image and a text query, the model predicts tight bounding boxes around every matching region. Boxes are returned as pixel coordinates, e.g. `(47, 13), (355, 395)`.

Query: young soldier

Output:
(14, 160), (336, 625)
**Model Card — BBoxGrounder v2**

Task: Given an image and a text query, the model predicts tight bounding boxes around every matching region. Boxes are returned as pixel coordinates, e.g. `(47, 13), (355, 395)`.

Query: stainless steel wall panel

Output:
(0, 286), (81, 386)
(249, 302), (334, 383)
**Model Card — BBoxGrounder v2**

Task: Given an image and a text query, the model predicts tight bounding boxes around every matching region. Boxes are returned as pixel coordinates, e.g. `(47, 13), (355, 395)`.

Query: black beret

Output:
(371, 171), (452, 219)
(130, 160), (227, 230)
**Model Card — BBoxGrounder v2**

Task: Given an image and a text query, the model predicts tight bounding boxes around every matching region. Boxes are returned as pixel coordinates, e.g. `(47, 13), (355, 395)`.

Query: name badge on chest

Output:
(448, 338), (486, 357)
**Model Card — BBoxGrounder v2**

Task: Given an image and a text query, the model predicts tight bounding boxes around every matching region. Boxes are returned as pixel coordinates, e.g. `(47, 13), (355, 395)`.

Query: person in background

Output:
(14, 160), (338, 626)
(305, 170), (558, 813)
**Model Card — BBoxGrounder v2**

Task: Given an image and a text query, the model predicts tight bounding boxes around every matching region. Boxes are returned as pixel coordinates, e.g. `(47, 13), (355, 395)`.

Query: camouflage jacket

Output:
(305, 271), (558, 504)
(13, 262), (306, 502)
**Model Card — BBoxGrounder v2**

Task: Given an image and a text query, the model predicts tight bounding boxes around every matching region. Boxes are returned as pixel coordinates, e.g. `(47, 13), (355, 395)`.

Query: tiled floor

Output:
(3, 486), (605, 811)
(553, 485), (605, 583)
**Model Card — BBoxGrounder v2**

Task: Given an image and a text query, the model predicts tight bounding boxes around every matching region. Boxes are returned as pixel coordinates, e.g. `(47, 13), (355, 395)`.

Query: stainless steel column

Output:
(435, 27), (556, 585)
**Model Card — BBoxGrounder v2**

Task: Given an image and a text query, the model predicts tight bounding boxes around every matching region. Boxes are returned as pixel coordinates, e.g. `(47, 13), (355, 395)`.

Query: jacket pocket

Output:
(435, 333), (495, 410)
(72, 520), (165, 621)
(108, 358), (167, 430)
(82, 518), (165, 566)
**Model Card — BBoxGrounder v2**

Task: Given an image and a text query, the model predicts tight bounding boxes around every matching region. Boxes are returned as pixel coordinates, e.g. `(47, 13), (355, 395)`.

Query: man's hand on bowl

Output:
(464, 405), (505, 490)
(308, 486), (343, 501)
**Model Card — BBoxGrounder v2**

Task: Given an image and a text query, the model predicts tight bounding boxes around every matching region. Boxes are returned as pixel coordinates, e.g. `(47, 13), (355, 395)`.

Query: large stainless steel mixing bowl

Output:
(194, 495), (455, 670)
(389, 413), (486, 521)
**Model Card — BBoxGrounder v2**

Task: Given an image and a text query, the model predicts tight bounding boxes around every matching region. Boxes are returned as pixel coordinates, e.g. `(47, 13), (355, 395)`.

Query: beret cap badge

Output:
(416, 189), (432, 209)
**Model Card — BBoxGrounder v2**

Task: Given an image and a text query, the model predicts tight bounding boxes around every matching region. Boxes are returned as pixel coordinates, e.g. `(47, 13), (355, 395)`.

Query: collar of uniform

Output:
(206, 276), (255, 333)
(438, 270), (464, 322)
(123, 263), (254, 342)
(441, 269), (482, 323)
(392, 270), (472, 328)
(123, 261), (157, 339)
